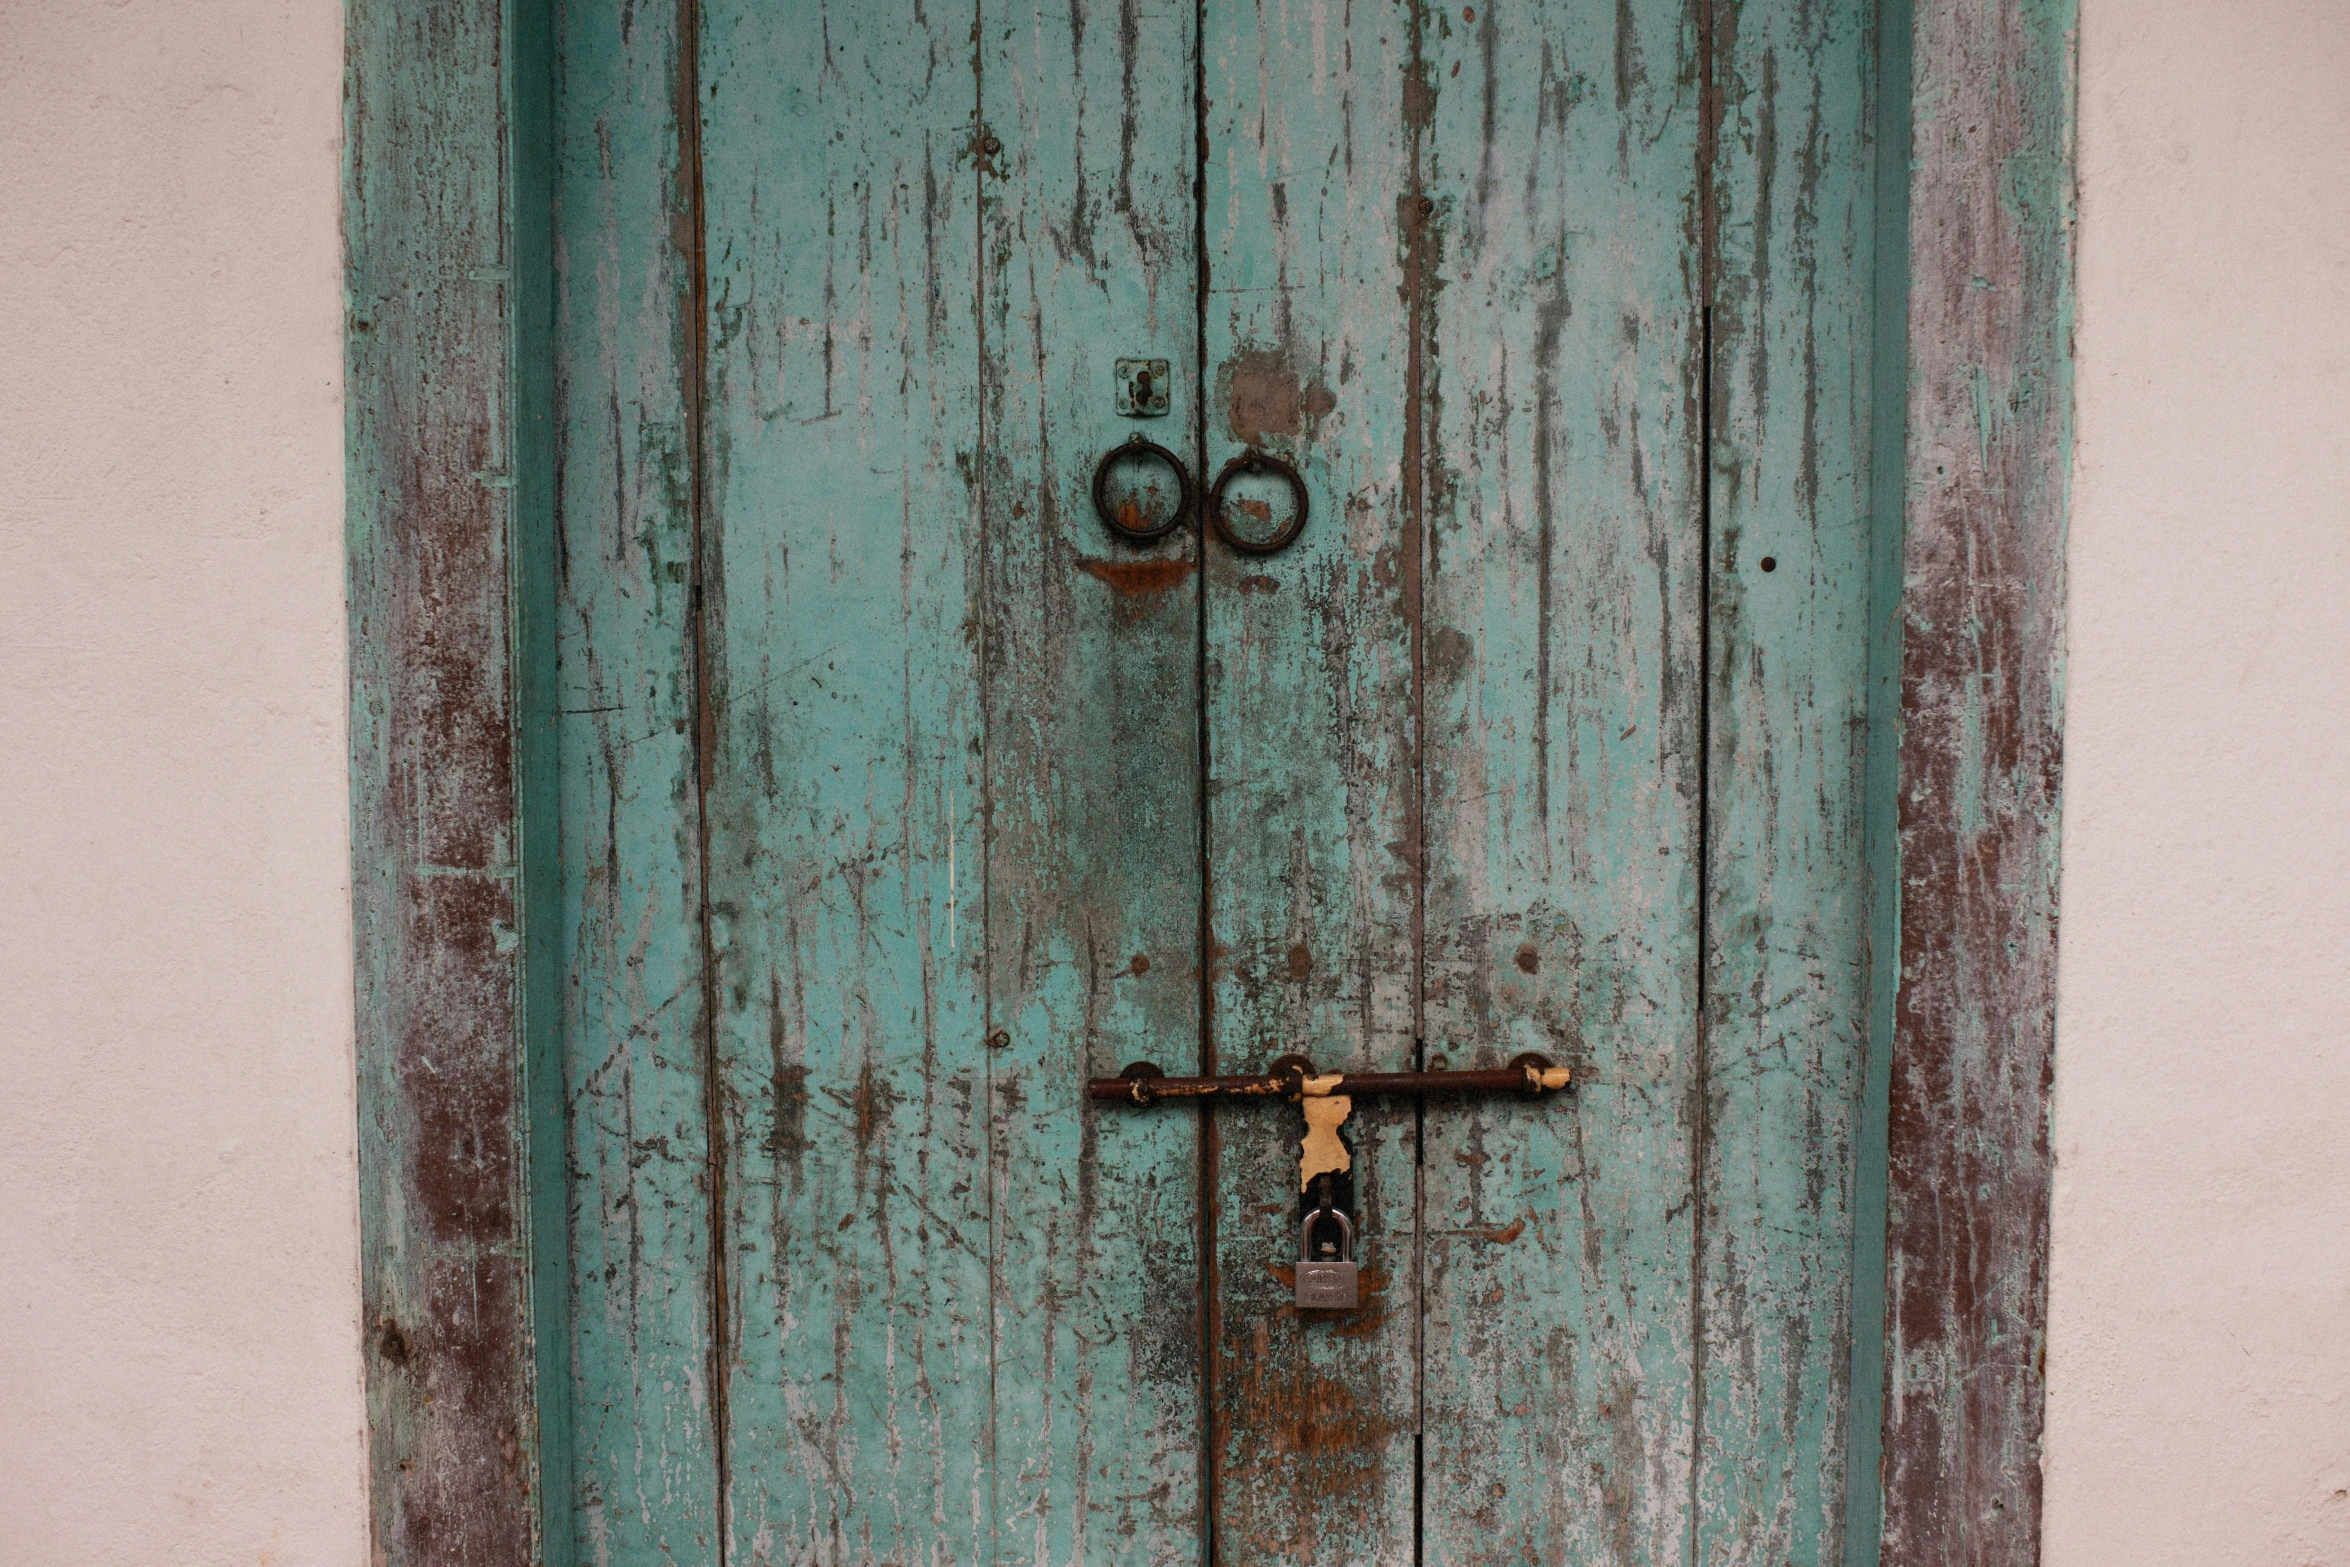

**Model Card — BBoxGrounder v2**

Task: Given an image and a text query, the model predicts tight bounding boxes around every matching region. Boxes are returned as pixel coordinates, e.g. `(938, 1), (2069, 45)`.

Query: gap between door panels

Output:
(672, 2), (732, 1553)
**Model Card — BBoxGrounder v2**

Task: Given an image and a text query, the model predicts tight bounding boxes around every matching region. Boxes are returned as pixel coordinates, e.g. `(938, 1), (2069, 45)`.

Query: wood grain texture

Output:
(977, 0), (1210, 1560)
(348, 0), (543, 1560)
(692, 3), (994, 1561)
(550, 0), (720, 1557)
(1697, 2), (1879, 1562)
(1879, 0), (2072, 1562)
(1416, 3), (1704, 1563)
(1201, 0), (1421, 1560)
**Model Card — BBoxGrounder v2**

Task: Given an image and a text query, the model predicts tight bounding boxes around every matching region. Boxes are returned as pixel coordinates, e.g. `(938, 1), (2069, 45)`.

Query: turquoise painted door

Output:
(551, 0), (1883, 1561)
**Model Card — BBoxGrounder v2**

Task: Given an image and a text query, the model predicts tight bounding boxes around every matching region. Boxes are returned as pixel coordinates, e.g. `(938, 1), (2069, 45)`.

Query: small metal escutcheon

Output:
(1113, 358), (1172, 418)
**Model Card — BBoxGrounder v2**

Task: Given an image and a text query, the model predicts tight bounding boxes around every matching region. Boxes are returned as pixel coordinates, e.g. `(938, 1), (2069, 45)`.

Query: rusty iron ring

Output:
(1207, 449), (1309, 555)
(1091, 434), (1193, 545)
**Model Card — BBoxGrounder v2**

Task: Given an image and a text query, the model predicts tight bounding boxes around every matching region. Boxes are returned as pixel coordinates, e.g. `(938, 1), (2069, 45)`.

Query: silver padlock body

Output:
(1296, 1259), (1359, 1309)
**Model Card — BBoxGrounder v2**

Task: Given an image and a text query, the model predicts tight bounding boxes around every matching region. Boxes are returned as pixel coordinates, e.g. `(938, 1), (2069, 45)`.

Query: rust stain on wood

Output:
(1227, 1358), (1396, 1457)
(1218, 1309), (1405, 1550)
(1213, 1311), (1407, 1561)
(1073, 554), (1198, 596)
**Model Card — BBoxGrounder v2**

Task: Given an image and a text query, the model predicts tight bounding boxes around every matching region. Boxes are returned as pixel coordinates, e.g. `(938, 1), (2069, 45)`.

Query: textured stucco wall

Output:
(0, 3), (363, 1564)
(2045, 3), (2350, 1562)
(2, 1), (2345, 1562)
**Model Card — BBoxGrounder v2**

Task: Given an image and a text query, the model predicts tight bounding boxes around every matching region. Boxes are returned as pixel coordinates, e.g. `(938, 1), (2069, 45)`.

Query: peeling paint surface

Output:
(534, 1), (1893, 1565)
(346, 0), (548, 1559)
(1879, 1), (2074, 1562)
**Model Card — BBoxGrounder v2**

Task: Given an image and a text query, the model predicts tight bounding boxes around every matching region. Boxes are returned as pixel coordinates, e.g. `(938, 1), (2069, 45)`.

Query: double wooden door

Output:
(552, 0), (1882, 1561)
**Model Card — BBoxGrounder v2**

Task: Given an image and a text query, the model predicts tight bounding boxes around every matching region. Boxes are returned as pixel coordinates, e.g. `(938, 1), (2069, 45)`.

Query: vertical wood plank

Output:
(550, 0), (721, 1557)
(1414, 1), (1705, 1563)
(348, 0), (542, 1559)
(692, 2), (995, 1560)
(1697, 1), (1880, 1561)
(1840, 9), (1917, 1558)
(1880, 0), (2072, 1561)
(1200, 0), (1421, 1560)
(976, 0), (1209, 1562)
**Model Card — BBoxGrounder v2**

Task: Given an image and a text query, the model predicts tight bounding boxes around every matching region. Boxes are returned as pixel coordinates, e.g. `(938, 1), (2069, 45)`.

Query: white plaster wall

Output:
(0, 2), (364, 1564)
(3, 1), (2346, 1563)
(2046, 1), (2350, 1562)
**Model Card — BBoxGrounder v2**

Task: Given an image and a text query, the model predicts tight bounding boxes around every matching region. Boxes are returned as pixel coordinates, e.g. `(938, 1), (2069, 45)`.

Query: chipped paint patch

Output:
(1217, 344), (1338, 448)
(1298, 1085), (1353, 1190)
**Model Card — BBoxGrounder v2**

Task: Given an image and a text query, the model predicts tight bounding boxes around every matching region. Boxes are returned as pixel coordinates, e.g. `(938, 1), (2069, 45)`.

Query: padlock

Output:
(1295, 1205), (1359, 1309)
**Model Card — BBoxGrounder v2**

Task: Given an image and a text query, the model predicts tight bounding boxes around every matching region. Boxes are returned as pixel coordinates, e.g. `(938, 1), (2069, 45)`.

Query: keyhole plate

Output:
(1114, 357), (1171, 418)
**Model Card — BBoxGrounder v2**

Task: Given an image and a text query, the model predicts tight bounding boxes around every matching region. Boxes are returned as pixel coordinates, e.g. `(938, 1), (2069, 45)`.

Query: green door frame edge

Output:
(341, 1), (2073, 1562)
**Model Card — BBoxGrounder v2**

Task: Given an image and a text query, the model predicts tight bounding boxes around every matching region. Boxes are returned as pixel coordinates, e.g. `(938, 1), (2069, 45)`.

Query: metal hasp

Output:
(1095, 1051), (1569, 1311)
(1087, 1052), (1571, 1106)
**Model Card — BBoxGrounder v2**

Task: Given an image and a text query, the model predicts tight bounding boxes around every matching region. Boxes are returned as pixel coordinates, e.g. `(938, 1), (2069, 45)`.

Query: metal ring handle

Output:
(1207, 449), (1309, 555)
(1091, 434), (1193, 545)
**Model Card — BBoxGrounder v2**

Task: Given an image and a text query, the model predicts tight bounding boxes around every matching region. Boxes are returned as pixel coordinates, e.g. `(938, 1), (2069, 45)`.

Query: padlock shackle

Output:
(1300, 1206), (1355, 1261)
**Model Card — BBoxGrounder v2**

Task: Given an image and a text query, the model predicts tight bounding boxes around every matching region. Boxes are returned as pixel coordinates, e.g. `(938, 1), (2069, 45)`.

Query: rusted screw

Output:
(1418, 196), (1435, 217)
(986, 1029), (1011, 1050)
(981, 134), (1003, 156)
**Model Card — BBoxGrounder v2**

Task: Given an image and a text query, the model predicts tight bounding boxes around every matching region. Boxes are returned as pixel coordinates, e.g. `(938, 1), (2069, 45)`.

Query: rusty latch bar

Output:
(1088, 1052), (1569, 1107)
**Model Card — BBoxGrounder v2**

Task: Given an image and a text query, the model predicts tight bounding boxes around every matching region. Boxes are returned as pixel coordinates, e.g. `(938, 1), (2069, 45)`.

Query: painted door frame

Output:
(343, 1), (2072, 1562)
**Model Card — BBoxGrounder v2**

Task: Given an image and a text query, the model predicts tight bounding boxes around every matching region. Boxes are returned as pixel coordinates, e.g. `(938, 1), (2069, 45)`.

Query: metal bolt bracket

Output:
(1090, 1052), (1570, 1105)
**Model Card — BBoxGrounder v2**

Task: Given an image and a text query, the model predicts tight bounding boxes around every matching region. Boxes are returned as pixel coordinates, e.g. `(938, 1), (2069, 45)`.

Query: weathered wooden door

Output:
(551, 0), (1882, 1560)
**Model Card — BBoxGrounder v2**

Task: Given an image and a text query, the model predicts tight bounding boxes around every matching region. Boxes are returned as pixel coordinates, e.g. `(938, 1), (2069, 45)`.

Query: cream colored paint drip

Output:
(1299, 1075), (1353, 1189)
